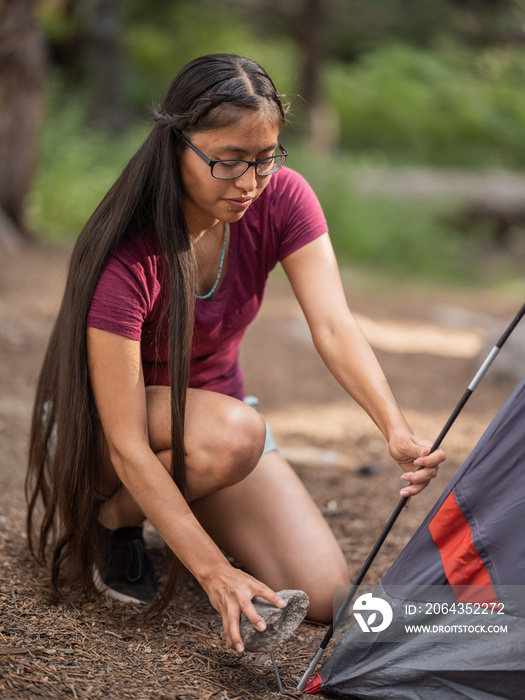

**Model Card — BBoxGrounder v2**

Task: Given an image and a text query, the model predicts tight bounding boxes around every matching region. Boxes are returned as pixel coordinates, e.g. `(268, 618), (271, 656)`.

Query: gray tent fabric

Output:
(306, 377), (525, 699)
(314, 583), (525, 699)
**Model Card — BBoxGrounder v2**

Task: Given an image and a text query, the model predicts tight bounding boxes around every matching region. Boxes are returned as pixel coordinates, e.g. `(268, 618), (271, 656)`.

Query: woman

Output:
(26, 53), (445, 654)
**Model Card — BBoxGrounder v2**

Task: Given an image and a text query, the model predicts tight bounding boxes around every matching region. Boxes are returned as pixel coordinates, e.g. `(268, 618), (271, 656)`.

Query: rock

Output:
(240, 589), (309, 653)
(358, 462), (384, 476)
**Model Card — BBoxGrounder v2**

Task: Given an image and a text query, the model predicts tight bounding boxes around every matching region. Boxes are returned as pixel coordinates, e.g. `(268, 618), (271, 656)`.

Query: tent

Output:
(304, 377), (525, 699)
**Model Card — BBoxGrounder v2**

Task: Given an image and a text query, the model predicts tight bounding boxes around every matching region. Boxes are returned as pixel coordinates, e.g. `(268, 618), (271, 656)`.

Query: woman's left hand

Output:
(388, 432), (446, 498)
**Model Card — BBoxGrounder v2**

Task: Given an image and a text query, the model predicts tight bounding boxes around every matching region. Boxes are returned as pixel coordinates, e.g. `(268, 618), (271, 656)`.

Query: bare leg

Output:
(98, 387), (266, 529)
(97, 387), (349, 622)
(192, 450), (350, 622)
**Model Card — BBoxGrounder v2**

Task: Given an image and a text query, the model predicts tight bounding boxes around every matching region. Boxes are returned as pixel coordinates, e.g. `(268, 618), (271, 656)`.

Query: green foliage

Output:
(36, 0), (525, 169)
(28, 92), (148, 242)
(290, 150), (474, 282)
(29, 3), (525, 281)
(326, 43), (525, 168)
(123, 2), (298, 110)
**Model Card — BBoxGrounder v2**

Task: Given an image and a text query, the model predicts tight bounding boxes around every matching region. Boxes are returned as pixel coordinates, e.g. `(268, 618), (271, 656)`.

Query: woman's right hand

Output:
(202, 565), (287, 653)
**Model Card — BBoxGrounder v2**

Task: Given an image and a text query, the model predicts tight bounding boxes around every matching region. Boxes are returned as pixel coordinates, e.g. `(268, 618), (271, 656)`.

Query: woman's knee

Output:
(145, 386), (266, 492)
(224, 401), (267, 466)
(185, 394), (267, 490)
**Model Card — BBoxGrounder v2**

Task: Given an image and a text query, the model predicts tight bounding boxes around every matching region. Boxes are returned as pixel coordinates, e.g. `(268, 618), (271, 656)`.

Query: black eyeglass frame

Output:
(179, 135), (288, 179)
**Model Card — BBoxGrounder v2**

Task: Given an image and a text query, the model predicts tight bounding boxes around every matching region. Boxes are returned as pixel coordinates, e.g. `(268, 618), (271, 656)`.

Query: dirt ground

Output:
(0, 242), (522, 699)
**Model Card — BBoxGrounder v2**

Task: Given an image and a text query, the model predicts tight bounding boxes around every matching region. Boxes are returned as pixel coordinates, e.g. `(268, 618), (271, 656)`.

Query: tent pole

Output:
(297, 301), (525, 692)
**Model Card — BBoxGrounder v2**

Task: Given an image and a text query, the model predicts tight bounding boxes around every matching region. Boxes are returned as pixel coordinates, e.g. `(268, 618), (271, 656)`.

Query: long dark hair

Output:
(26, 54), (287, 612)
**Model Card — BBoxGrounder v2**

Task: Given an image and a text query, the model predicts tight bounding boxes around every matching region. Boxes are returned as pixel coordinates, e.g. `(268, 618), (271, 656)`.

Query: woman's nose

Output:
(234, 164), (258, 192)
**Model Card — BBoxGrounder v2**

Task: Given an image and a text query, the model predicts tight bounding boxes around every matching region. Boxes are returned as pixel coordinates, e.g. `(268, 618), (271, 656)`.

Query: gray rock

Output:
(240, 589), (309, 653)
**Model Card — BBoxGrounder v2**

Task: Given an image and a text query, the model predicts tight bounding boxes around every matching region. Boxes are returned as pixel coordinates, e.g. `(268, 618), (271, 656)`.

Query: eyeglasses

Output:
(180, 135), (287, 179)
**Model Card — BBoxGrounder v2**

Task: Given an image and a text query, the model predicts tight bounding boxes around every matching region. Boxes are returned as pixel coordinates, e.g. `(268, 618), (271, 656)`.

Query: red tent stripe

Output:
(303, 673), (323, 694)
(428, 491), (497, 603)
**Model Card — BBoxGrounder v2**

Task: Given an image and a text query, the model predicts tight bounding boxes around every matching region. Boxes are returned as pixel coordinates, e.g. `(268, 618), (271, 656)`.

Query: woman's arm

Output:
(281, 233), (445, 496)
(86, 327), (285, 651)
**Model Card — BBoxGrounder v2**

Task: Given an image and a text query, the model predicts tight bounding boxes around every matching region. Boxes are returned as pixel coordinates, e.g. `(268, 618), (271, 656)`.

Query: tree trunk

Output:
(297, 0), (323, 113)
(296, 0), (338, 152)
(0, 0), (46, 240)
(89, 0), (126, 133)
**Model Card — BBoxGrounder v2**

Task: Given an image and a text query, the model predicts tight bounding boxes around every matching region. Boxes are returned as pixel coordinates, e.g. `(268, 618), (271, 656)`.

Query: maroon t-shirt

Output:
(87, 167), (328, 399)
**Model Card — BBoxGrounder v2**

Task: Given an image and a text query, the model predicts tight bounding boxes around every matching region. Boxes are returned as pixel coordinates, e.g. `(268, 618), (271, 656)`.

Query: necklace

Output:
(195, 223), (227, 301)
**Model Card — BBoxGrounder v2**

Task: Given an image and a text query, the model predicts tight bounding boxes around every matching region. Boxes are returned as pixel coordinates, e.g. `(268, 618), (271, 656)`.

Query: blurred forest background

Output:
(2, 0), (525, 284)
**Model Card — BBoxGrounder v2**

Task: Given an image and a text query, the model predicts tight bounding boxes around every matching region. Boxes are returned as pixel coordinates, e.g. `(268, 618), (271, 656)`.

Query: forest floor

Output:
(0, 242), (522, 699)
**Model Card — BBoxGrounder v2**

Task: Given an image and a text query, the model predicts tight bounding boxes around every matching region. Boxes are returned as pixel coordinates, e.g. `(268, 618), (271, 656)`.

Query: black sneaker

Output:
(93, 526), (158, 604)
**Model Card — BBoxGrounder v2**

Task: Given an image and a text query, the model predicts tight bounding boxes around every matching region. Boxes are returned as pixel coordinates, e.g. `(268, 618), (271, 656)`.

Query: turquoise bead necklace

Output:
(195, 222), (227, 301)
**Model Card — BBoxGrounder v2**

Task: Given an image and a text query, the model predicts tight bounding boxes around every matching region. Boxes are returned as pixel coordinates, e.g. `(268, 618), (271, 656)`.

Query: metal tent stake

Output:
(297, 302), (525, 692)
(270, 650), (283, 693)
